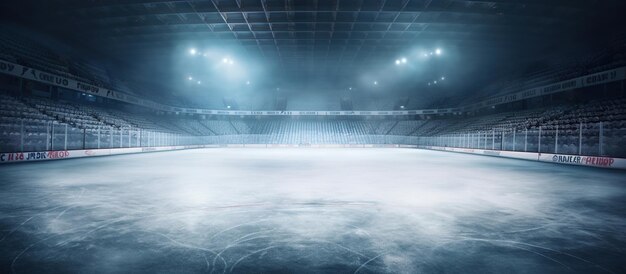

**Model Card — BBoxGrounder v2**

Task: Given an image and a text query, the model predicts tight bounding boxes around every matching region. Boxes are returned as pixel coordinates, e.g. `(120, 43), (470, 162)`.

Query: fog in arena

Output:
(1, 0), (626, 273)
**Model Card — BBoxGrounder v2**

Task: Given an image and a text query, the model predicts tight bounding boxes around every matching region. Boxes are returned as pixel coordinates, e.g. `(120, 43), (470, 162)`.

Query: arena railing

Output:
(0, 121), (418, 153)
(415, 121), (626, 158)
(1, 120), (624, 158)
(0, 120), (195, 153)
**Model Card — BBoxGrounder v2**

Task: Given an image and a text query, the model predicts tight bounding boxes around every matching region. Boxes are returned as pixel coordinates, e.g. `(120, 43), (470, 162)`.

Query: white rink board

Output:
(420, 146), (626, 169)
(2, 144), (625, 169)
(0, 145), (216, 163)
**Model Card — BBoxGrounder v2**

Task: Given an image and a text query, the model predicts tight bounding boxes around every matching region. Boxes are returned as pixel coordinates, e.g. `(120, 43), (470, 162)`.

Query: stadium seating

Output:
(0, 26), (140, 98)
(1, 90), (625, 156)
(0, 24), (626, 155)
(464, 39), (626, 106)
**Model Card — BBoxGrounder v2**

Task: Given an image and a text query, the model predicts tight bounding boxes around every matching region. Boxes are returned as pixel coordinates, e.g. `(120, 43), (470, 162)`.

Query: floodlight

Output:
(401, 58), (407, 63)
(189, 48), (197, 55)
(435, 48), (442, 55)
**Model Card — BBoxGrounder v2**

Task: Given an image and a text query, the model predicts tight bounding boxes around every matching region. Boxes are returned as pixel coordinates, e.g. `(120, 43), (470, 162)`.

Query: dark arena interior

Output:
(1, 1), (626, 273)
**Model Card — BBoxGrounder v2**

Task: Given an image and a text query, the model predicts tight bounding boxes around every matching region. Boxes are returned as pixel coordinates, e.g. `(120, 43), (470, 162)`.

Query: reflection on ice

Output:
(0, 148), (625, 273)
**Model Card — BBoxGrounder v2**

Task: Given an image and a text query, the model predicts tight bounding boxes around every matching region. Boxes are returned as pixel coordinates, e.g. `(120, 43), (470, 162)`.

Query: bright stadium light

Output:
(189, 48), (197, 55)
(401, 57), (407, 63)
(349, 87), (352, 90)
(395, 59), (400, 65)
(434, 80), (437, 84)
(246, 80), (250, 85)
(197, 81), (202, 84)
(222, 57), (234, 65)
(374, 81), (378, 85)
(226, 105), (231, 109)
(441, 76), (445, 80)
(435, 48), (442, 55)
(188, 76), (193, 81)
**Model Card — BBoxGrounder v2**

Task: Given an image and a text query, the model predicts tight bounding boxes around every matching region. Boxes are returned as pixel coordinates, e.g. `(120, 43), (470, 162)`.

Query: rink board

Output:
(1, 144), (625, 169)
(0, 144), (390, 163)
(420, 146), (626, 169)
(0, 145), (217, 163)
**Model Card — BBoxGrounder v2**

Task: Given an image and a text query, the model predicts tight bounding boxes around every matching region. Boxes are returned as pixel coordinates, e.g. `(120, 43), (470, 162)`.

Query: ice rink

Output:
(1, 148), (625, 273)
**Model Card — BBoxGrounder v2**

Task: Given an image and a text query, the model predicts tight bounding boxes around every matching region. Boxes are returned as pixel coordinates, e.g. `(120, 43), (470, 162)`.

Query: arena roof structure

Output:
(2, 0), (625, 106)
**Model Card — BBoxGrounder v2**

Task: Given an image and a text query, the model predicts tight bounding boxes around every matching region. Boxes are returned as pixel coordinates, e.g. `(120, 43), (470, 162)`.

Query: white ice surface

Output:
(1, 148), (625, 273)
